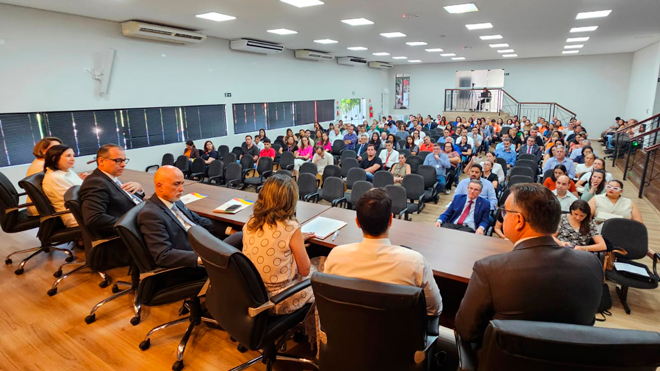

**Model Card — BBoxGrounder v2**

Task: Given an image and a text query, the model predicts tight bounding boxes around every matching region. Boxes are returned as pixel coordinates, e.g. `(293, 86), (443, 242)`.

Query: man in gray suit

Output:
(518, 135), (542, 161)
(455, 183), (603, 345)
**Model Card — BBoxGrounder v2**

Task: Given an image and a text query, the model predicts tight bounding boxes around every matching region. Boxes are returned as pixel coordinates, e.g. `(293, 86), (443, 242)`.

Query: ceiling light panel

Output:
(465, 23), (493, 30)
(347, 46), (368, 51)
(392, 56), (408, 59)
(567, 37), (589, 42)
(489, 43), (509, 48)
(562, 50), (580, 54)
(280, 0), (324, 8)
(452, 57), (466, 60)
(406, 42), (428, 46)
(497, 49), (514, 53)
(408, 60), (422, 63)
(576, 10), (611, 19)
(372, 52), (390, 56)
(195, 12), (236, 22)
(440, 53), (456, 57)
(479, 35), (503, 40)
(570, 26), (598, 33)
(314, 39), (338, 44)
(425, 48), (444, 52)
(381, 32), (407, 38)
(267, 28), (298, 35)
(564, 44), (584, 49)
(341, 18), (374, 26)
(444, 3), (479, 14)
(502, 54), (518, 58)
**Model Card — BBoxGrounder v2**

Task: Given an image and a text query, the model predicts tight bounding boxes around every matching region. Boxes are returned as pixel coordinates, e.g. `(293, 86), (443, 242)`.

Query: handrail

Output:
(501, 90), (519, 104)
(616, 112), (660, 133)
(554, 103), (576, 117)
(631, 125), (660, 141)
(642, 142), (660, 152)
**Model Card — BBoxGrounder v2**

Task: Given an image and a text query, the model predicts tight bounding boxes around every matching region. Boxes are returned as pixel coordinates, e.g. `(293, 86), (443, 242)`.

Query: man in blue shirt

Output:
(343, 124), (357, 150)
(542, 145), (576, 178)
(454, 164), (498, 210)
(494, 138), (517, 169)
(422, 143), (451, 193)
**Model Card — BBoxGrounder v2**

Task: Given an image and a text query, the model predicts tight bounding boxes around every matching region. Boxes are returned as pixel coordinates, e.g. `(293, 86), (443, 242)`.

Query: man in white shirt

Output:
(311, 146), (333, 176)
(324, 188), (442, 316)
(552, 175), (577, 212)
(328, 127), (342, 144)
(378, 140), (399, 170)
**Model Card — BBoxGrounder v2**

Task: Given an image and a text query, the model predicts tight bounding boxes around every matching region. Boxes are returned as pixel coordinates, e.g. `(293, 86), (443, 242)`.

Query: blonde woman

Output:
(26, 137), (62, 215)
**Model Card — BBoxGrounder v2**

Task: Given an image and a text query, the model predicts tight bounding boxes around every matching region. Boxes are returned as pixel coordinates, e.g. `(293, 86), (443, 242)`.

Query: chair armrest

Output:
(40, 209), (73, 221)
(427, 315), (440, 336)
(139, 266), (187, 280)
(189, 172), (205, 180)
(332, 197), (346, 208)
(455, 331), (478, 371)
(226, 179), (240, 189)
(304, 192), (319, 203)
(653, 253), (659, 276)
(248, 279), (312, 317)
(285, 164), (295, 171)
(145, 164), (159, 172)
(17, 192), (27, 197)
(5, 202), (35, 214)
(262, 170), (273, 179)
(91, 235), (120, 249)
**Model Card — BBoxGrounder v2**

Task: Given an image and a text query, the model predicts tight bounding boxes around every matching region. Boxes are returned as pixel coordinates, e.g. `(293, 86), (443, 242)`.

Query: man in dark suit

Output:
(436, 180), (490, 234)
(455, 183), (603, 346)
(138, 166), (224, 268)
(519, 135), (543, 161)
(80, 144), (144, 266)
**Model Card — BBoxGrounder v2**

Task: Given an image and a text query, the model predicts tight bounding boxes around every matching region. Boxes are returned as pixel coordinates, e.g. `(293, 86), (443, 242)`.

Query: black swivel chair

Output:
(518, 153), (539, 163)
(14, 173), (78, 275)
(508, 175), (534, 187)
(223, 162), (244, 189)
(299, 162), (318, 177)
(0, 171), (41, 270)
(509, 166), (535, 181)
(406, 155), (424, 173)
(217, 145), (230, 161)
(341, 158), (359, 178)
(456, 320), (660, 371)
(331, 139), (345, 163)
(146, 153), (175, 172)
(373, 170), (395, 188)
(206, 160), (224, 185)
(344, 167), (366, 200)
(297, 173), (318, 201)
(244, 157), (273, 189)
(312, 272), (439, 371)
(188, 158), (206, 181)
(541, 169), (555, 184)
(279, 151), (295, 172)
(417, 165), (439, 204)
(340, 149), (357, 165)
(114, 203), (214, 371)
(321, 165), (342, 184)
(385, 184), (410, 220)
(175, 155), (190, 175)
(601, 219), (659, 314)
(305, 176), (345, 207)
(495, 158), (509, 178)
(402, 174), (426, 214)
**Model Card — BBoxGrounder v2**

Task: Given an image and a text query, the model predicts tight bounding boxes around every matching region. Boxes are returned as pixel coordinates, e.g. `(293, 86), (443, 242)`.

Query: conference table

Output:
(121, 169), (514, 325)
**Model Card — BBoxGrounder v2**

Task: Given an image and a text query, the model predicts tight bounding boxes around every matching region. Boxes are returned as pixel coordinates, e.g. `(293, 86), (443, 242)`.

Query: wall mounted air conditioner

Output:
(230, 39), (284, 54)
(295, 49), (335, 61)
(368, 61), (393, 70)
(121, 21), (206, 44)
(337, 57), (367, 66)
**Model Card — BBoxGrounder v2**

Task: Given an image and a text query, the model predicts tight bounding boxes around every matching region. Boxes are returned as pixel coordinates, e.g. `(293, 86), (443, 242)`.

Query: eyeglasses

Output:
(605, 185), (621, 191)
(497, 206), (524, 218)
(102, 157), (130, 165)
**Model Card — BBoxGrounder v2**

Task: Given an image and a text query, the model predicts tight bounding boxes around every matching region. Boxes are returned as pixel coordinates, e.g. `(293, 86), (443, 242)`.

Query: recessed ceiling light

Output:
(314, 39), (338, 44)
(576, 10), (611, 19)
(502, 54), (518, 58)
(341, 18), (374, 26)
(406, 42), (428, 46)
(425, 48), (444, 52)
(444, 3), (479, 14)
(408, 60), (422, 63)
(347, 46), (368, 51)
(562, 50), (580, 54)
(372, 52), (390, 56)
(280, 0), (324, 8)
(392, 56), (408, 59)
(479, 35), (503, 40)
(465, 23), (493, 30)
(381, 32), (407, 38)
(497, 49), (514, 53)
(195, 12), (236, 22)
(489, 43), (509, 48)
(452, 57), (466, 60)
(267, 28), (298, 35)
(564, 44), (584, 49)
(570, 26), (598, 33)
(440, 53), (456, 57)
(567, 37), (590, 42)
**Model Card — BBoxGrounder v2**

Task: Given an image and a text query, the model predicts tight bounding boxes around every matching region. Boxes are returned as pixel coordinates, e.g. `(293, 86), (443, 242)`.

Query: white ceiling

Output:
(4, 0), (660, 64)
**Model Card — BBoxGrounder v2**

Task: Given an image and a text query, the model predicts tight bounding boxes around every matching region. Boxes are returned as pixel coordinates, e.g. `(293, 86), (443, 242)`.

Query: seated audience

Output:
(368, 132), (382, 151)
(325, 189), (442, 316)
(354, 134), (368, 160)
(240, 135), (260, 162)
(254, 135), (264, 151)
(455, 183), (603, 345)
(436, 180), (490, 234)
(390, 153), (411, 185)
(555, 200), (606, 252)
(311, 146), (333, 177)
(387, 133), (400, 151)
(572, 144), (594, 165)
(576, 158), (613, 187)
(360, 144), (382, 182)
(519, 135), (542, 161)
(402, 135), (419, 156)
(494, 138), (517, 168)
(544, 164), (578, 195)
(588, 180), (643, 224)
(419, 135), (434, 152)
(26, 136), (62, 215)
(481, 152), (504, 184)
(282, 136), (298, 154)
(343, 124), (357, 150)
(258, 138), (275, 161)
(455, 164), (497, 210)
(379, 140), (399, 171)
(318, 132), (332, 152)
(201, 140), (218, 165)
(481, 159), (499, 190)
(543, 145), (575, 178)
(458, 136), (473, 166)
(184, 140), (201, 159)
(294, 137), (313, 173)
(258, 128), (269, 143)
(42, 145), (85, 227)
(443, 142), (461, 193)
(423, 143), (451, 194)
(552, 175), (578, 212)
(575, 152), (595, 179)
(580, 169), (607, 202)
(328, 126), (342, 144)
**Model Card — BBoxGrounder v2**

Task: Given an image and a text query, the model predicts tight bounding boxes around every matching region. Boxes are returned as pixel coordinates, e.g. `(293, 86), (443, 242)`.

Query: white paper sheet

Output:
(614, 262), (649, 277)
(301, 217), (347, 239)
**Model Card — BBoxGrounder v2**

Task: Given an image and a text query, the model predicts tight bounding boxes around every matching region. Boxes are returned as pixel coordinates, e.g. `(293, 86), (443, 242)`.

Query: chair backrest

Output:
(322, 165), (342, 183)
(331, 140), (345, 155)
(516, 159), (538, 174)
(207, 160), (223, 179)
(418, 151), (432, 160)
(231, 146), (243, 157)
(341, 158), (359, 177)
(509, 166), (535, 180)
(113, 202), (156, 274)
(279, 151), (295, 170)
(276, 135), (284, 142)
(223, 152), (237, 166)
(162, 153), (175, 166)
(496, 157), (509, 176)
(498, 187), (511, 206)
(0, 171), (26, 232)
(518, 154), (538, 162)
(224, 162), (242, 184)
(299, 162), (318, 176)
(601, 219), (648, 259)
(19, 172), (68, 243)
(271, 144), (282, 158)
(312, 272), (430, 371)
(373, 171), (394, 188)
(188, 226), (271, 351)
(239, 155), (255, 171)
(341, 150), (357, 162)
(399, 149), (411, 158)
(190, 158), (206, 174)
(477, 320), (660, 371)
(406, 155), (424, 173)
(349, 181), (373, 206)
(508, 175), (534, 186)
(256, 157), (273, 177)
(217, 145), (230, 159)
(401, 174), (425, 200)
(385, 185), (408, 214)
(416, 165), (437, 189)
(541, 169), (554, 184)
(346, 168), (366, 190)
(297, 173), (318, 200)
(175, 155), (190, 172)
(277, 170), (293, 178)
(322, 177), (345, 204)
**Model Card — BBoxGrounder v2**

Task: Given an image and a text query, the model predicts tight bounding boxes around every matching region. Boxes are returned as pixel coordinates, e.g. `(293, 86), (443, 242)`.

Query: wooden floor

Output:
(1, 145), (658, 370)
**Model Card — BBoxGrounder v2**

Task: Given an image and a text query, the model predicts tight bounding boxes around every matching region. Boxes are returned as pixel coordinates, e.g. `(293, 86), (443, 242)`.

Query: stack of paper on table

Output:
(213, 197), (254, 214)
(179, 192), (208, 204)
(302, 217), (347, 239)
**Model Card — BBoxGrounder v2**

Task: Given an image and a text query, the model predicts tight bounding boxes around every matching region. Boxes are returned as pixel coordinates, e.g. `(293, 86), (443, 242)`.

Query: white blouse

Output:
(42, 168), (83, 228)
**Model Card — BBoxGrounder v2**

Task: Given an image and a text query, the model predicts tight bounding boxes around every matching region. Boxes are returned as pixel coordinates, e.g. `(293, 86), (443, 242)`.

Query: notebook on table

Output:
(301, 217), (347, 239)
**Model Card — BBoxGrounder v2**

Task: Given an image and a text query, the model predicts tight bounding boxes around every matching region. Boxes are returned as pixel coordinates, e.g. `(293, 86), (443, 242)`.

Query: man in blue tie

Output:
(436, 179), (490, 234)
(355, 134), (369, 161)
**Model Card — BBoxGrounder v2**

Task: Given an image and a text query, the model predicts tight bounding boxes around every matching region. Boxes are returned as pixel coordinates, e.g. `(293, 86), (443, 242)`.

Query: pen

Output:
(331, 230), (339, 241)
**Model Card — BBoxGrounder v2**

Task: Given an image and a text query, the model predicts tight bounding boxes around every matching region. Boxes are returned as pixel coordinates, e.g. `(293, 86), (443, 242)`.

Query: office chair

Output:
(278, 151), (295, 171)
(206, 160), (224, 185)
(385, 184), (410, 220)
(217, 145), (230, 160)
(321, 165), (342, 184)
(509, 166), (535, 181)
(341, 158), (359, 178)
(297, 173), (318, 201)
(299, 162), (318, 177)
(305, 176), (345, 207)
(342, 180), (373, 209)
(518, 153), (539, 163)
(373, 170), (395, 188)
(244, 157), (273, 189)
(344, 167), (366, 199)
(541, 169), (555, 184)
(223, 162), (244, 189)
(188, 226), (318, 371)
(188, 158), (206, 181)
(402, 174), (426, 214)
(508, 175), (534, 187)
(406, 155), (424, 173)
(145, 153), (175, 172)
(14, 173), (78, 275)
(417, 151), (432, 160)
(312, 272), (439, 371)
(495, 158), (509, 178)
(340, 149), (356, 165)
(456, 320), (660, 371)
(175, 155), (190, 175)
(417, 165), (439, 204)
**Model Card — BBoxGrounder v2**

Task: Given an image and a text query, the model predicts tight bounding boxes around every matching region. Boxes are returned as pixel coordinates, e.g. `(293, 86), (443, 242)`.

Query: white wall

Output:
(625, 42), (660, 120)
(389, 53), (633, 136)
(0, 4), (388, 187)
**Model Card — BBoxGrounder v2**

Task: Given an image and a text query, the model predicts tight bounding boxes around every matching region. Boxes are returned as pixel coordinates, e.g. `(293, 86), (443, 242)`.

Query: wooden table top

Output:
(120, 169), (197, 196)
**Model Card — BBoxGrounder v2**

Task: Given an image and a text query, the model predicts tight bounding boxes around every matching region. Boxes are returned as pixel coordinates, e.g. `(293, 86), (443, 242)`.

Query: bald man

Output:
(137, 166), (223, 268)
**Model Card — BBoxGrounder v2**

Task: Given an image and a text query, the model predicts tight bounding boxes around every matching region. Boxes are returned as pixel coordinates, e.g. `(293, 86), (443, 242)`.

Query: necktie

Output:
(115, 179), (142, 205)
(527, 146), (532, 154)
(456, 200), (473, 225)
(385, 151), (391, 167)
(172, 204), (196, 231)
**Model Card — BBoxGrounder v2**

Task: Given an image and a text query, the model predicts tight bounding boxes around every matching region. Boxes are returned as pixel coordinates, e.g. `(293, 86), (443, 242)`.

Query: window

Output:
(233, 99), (335, 134)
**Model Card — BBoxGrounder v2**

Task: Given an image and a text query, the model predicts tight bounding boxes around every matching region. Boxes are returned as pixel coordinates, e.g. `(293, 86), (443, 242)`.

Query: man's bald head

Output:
(154, 165), (185, 202)
(555, 175), (570, 194)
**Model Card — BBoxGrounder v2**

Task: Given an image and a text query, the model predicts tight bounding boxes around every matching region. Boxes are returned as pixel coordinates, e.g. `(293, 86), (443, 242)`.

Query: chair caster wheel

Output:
(47, 288), (57, 296)
(99, 280), (109, 289)
(237, 344), (248, 353)
(172, 360), (184, 371)
(53, 270), (63, 278)
(139, 339), (150, 351)
(85, 314), (96, 324)
(14, 268), (24, 275)
(130, 316), (141, 326)
(5, 258), (11, 265)
(65, 256), (74, 263)
(111, 284), (120, 293)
